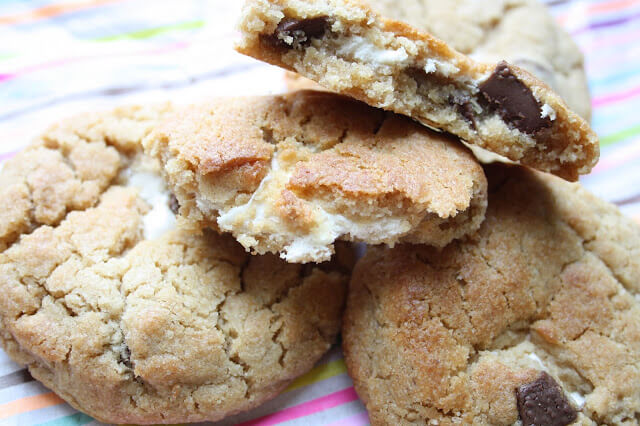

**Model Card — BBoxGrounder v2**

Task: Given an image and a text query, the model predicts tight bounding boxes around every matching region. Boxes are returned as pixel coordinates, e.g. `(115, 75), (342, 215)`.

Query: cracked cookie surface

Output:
(144, 90), (487, 263)
(236, 0), (598, 181)
(0, 106), (349, 424)
(343, 163), (640, 425)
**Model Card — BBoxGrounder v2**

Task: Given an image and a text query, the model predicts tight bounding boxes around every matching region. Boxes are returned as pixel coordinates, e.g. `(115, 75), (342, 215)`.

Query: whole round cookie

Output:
(343, 163), (640, 425)
(285, 0), (591, 121)
(0, 107), (350, 424)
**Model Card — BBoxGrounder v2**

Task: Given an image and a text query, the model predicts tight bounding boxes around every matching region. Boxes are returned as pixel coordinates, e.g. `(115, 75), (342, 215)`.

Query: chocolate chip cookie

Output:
(144, 90), (487, 263)
(236, 0), (599, 181)
(343, 163), (640, 425)
(284, 0), (592, 121)
(0, 106), (349, 424)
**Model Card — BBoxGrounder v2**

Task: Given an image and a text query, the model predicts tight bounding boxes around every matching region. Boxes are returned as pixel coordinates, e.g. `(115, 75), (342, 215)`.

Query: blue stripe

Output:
(589, 66), (640, 89)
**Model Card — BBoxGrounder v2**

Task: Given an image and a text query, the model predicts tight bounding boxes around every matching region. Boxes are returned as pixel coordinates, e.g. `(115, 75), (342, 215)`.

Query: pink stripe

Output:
(1, 41), (189, 83)
(239, 387), (359, 426)
(0, 150), (17, 162)
(555, 0), (640, 23)
(580, 27), (640, 53)
(592, 85), (640, 108)
(325, 411), (370, 426)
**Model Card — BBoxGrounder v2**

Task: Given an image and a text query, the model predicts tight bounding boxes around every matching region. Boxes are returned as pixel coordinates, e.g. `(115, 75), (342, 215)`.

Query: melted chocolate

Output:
(479, 61), (551, 135)
(270, 17), (329, 49)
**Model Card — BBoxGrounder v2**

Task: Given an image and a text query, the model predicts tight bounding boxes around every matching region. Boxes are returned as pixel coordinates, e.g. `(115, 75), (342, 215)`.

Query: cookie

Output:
(0, 107), (349, 424)
(236, 0), (599, 181)
(144, 90), (487, 263)
(284, 0), (592, 121)
(343, 163), (640, 425)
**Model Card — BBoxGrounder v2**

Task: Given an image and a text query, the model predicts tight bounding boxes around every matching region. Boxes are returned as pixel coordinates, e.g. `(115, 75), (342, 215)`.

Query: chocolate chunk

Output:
(456, 101), (477, 130)
(516, 372), (578, 426)
(479, 61), (551, 135)
(168, 194), (180, 214)
(277, 17), (327, 38)
(272, 17), (328, 48)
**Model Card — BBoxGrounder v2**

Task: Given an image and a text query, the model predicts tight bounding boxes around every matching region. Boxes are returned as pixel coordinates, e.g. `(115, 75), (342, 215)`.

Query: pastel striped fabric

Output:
(0, 0), (639, 425)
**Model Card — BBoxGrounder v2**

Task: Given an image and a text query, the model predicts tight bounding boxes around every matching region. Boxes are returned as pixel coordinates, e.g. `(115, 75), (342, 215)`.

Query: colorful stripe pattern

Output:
(0, 0), (639, 425)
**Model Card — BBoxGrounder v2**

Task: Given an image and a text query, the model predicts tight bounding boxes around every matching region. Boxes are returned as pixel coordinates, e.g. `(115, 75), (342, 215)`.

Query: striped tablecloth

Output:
(1, 0), (639, 425)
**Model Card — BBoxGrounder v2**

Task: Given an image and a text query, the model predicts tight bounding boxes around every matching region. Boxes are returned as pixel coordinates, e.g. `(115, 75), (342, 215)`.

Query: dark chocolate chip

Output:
(278, 17), (327, 38)
(272, 16), (328, 49)
(168, 194), (180, 214)
(479, 61), (551, 135)
(516, 371), (578, 426)
(456, 101), (477, 130)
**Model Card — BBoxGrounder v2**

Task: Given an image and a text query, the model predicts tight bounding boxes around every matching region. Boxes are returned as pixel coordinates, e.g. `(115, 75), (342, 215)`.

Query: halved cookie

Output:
(236, 0), (599, 180)
(284, 0), (592, 121)
(144, 90), (487, 263)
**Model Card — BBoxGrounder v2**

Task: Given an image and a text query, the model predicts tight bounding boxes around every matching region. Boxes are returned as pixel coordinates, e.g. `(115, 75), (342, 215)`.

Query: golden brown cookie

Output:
(343, 163), (640, 425)
(236, 0), (599, 181)
(144, 90), (487, 263)
(0, 106), (350, 424)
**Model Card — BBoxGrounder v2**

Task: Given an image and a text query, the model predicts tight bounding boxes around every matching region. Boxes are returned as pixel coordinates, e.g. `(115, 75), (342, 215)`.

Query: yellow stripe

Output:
(285, 359), (347, 393)
(93, 20), (204, 42)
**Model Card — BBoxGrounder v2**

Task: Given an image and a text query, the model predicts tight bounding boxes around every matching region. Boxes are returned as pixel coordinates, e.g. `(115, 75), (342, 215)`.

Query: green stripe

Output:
(0, 52), (17, 61)
(601, 123), (640, 147)
(37, 413), (93, 426)
(93, 20), (204, 42)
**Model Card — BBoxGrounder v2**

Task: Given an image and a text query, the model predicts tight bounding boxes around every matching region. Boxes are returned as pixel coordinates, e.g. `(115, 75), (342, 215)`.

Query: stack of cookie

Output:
(0, 0), (638, 424)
